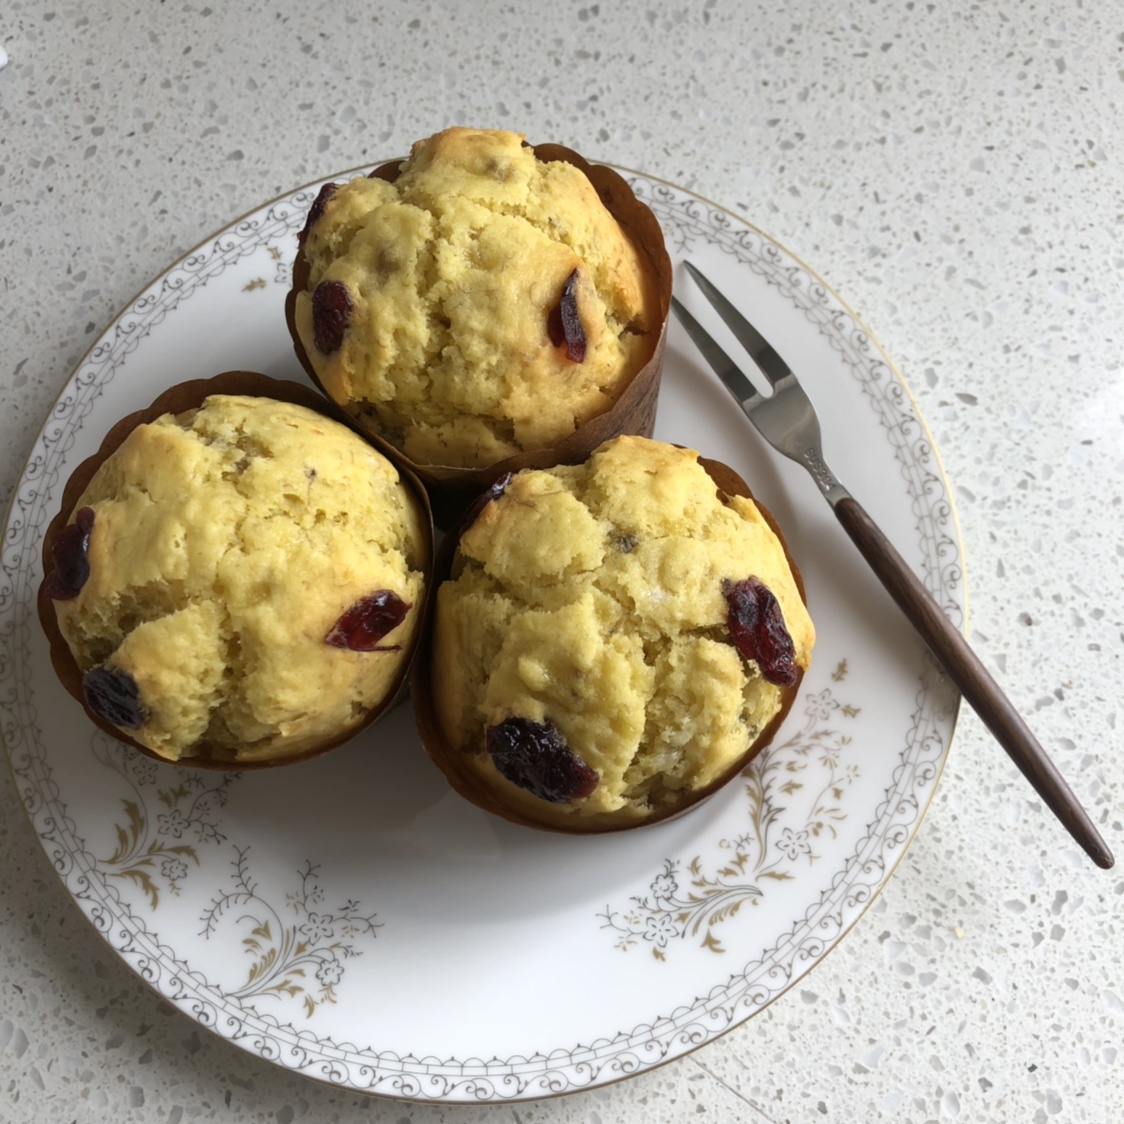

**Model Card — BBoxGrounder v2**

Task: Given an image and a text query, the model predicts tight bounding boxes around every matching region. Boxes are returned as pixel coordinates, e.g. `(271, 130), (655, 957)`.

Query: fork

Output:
(673, 260), (1114, 870)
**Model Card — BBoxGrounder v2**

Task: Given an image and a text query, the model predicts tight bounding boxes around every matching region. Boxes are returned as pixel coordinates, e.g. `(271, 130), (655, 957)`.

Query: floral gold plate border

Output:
(0, 166), (961, 1102)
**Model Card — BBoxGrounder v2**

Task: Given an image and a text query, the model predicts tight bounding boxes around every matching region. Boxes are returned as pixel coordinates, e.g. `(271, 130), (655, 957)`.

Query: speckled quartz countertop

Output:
(2, 2), (1122, 1122)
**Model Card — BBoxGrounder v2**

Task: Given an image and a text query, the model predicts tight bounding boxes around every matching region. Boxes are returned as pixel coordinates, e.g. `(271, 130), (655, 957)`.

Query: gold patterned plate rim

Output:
(0, 165), (962, 1103)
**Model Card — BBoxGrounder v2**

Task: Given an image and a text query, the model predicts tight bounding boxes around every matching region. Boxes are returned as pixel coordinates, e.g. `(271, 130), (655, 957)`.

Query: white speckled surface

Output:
(2, 2), (1121, 1121)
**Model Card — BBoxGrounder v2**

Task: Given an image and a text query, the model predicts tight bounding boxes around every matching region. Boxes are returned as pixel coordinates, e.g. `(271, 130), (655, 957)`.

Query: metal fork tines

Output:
(672, 263), (850, 507)
(672, 261), (1113, 870)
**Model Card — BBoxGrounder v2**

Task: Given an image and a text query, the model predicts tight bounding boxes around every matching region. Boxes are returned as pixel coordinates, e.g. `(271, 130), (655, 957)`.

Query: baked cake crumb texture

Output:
(294, 127), (660, 467)
(52, 395), (427, 762)
(433, 436), (815, 822)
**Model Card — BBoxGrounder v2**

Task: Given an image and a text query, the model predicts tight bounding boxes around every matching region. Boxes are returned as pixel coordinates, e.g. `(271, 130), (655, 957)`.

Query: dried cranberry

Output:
(297, 182), (338, 247)
(485, 716), (599, 803)
(325, 590), (411, 651)
(312, 279), (352, 354)
(461, 471), (513, 530)
(83, 666), (147, 729)
(723, 576), (798, 687)
(44, 506), (95, 601)
(547, 269), (586, 362)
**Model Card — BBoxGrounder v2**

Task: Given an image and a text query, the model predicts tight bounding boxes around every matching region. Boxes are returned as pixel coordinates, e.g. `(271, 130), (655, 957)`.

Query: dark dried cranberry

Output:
(485, 716), (599, 803)
(723, 576), (798, 687)
(297, 182), (338, 248)
(461, 471), (513, 530)
(325, 590), (411, 651)
(547, 269), (586, 362)
(83, 666), (147, 729)
(312, 280), (352, 354)
(44, 506), (95, 601)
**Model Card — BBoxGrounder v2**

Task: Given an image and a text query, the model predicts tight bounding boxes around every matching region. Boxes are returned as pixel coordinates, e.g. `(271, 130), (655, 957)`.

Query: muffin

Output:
(286, 127), (671, 503)
(38, 374), (431, 767)
(414, 436), (815, 831)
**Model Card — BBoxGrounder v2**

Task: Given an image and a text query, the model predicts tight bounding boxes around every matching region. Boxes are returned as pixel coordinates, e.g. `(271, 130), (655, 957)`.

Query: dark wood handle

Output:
(834, 496), (1113, 869)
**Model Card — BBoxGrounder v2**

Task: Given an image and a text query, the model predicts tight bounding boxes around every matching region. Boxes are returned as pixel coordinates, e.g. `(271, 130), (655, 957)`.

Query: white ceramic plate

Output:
(1, 167), (962, 1103)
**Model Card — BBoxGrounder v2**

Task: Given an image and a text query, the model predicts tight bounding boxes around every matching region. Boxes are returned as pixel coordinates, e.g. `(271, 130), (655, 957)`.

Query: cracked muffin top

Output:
(291, 127), (662, 469)
(427, 435), (816, 829)
(45, 393), (428, 764)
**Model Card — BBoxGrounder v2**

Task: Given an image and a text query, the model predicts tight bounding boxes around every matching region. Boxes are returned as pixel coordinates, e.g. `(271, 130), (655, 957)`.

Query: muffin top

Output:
(430, 436), (815, 827)
(48, 394), (428, 763)
(292, 127), (661, 468)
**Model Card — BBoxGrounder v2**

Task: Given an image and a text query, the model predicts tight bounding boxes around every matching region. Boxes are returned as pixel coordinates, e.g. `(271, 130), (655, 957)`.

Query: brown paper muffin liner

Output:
(410, 453), (809, 833)
(285, 141), (673, 527)
(37, 371), (435, 771)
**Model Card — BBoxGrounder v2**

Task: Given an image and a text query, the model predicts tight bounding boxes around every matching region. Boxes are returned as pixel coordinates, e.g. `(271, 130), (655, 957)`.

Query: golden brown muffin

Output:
(39, 377), (430, 767)
(288, 127), (669, 485)
(415, 436), (815, 830)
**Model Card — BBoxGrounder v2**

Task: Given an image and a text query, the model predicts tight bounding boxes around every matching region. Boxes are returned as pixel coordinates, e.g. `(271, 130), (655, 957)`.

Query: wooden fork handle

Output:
(833, 495), (1114, 869)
